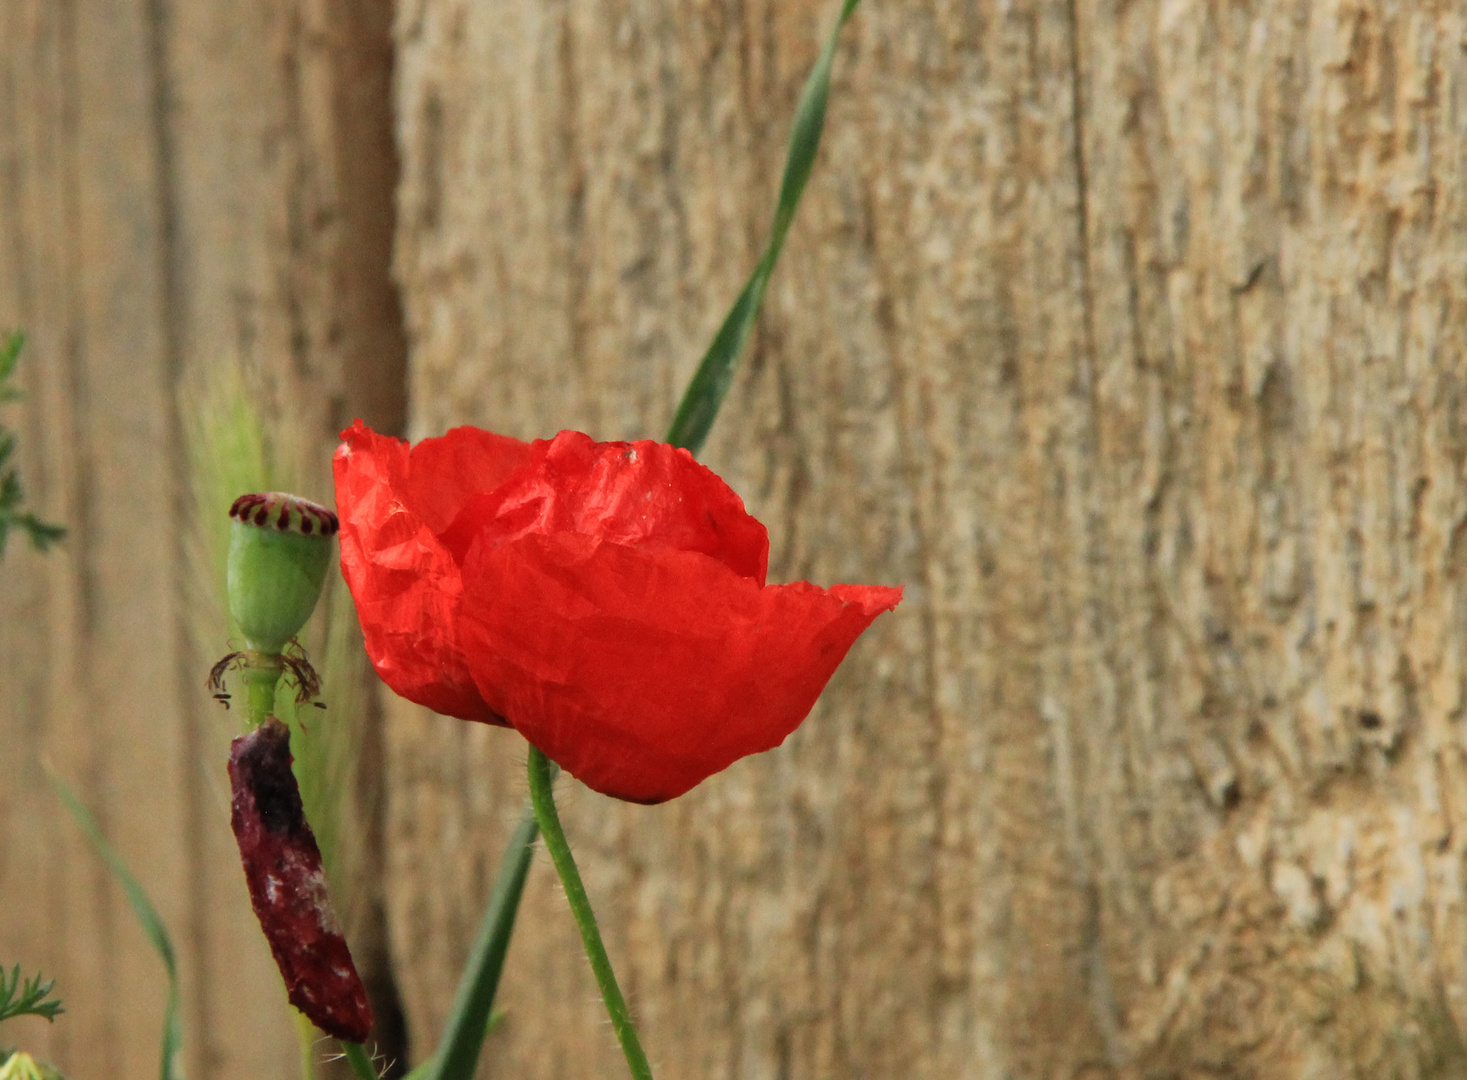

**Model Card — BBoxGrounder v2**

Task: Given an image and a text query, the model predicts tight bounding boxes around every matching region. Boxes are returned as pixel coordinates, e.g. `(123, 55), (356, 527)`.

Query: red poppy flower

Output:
(333, 420), (902, 803)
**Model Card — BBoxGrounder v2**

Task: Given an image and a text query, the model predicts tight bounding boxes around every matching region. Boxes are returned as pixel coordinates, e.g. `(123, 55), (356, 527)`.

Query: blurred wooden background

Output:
(6, 0), (1467, 1077)
(0, 0), (404, 1075)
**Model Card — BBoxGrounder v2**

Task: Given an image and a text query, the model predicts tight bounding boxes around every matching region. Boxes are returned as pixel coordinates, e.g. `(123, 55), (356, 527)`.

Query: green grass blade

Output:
(277, 577), (368, 895)
(48, 774), (185, 1080)
(664, 0), (864, 454)
(665, 277), (766, 455)
(421, 805), (540, 1080)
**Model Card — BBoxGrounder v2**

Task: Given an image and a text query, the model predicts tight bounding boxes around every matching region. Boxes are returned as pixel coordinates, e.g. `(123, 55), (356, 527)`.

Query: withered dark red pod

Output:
(228, 718), (373, 1043)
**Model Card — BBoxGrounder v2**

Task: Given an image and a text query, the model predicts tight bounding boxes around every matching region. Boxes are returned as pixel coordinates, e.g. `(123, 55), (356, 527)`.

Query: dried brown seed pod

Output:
(227, 718), (373, 1043)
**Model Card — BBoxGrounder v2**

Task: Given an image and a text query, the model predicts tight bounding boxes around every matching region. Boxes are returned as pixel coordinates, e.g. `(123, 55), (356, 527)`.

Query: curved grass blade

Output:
(418, 804), (540, 1080)
(664, 0), (864, 454)
(48, 773), (184, 1080)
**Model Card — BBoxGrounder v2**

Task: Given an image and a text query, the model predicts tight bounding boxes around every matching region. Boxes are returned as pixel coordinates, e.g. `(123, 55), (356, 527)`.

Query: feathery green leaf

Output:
(0, 331), (65, 555)
(0, 968), (62, 1026)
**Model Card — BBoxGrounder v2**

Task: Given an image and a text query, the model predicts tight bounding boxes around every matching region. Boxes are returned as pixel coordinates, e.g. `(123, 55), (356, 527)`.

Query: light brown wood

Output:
(7, 0), (1467, 1076)
(386, 0), (1467, 1076)
(0, 0), (403, 1076)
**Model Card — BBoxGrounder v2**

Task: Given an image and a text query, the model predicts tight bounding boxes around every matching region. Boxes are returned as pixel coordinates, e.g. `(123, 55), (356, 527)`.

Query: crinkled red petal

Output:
(335, 421), (903, 802)
(334, 421), (528, 724)
(228, 719), (374, 1043)
(439, 431), (769, 581)
(400, 423), (534, 535)
(457, 531), (903, 802)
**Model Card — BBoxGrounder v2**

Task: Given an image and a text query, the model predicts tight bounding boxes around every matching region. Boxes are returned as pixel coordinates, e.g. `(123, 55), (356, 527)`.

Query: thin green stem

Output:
(341, 1042), (379, 1080)
(526, 748), (653, 1080)
(243, 652), (284, 728)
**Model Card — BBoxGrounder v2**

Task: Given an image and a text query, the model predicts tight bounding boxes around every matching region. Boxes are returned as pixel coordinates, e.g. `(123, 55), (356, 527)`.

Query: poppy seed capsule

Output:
(227, 493), (339, 654)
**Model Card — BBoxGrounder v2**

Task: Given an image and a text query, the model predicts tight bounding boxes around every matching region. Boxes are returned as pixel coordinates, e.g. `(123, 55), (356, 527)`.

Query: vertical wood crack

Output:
(143, 0), (206, 1071)
(1063, 0), (1121, 1067)
(1066, 0), (1097, 379)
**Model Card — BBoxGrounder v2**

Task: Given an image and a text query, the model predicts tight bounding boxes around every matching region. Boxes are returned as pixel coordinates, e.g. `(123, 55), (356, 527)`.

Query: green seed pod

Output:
(226, 493), (339, 655)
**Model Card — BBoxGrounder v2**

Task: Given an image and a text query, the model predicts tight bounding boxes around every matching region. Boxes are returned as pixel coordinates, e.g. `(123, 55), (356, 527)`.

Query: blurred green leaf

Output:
(665, 0), (864, 455)
(275, 577), (369, 894)
(0, 968), (62, 1026)
(0, 332), (22, 385)
(0, 332), (65, 556)
(48, 774), (185, 1080)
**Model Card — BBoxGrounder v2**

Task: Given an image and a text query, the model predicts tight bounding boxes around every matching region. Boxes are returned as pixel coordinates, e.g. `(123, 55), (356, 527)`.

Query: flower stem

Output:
(526, 747), (654, 1080)
(341, 1041), (379, 1080)
(243, 652), (284, 728)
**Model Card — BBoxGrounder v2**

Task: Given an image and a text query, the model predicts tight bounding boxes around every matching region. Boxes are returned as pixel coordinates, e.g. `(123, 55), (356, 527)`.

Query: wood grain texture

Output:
(0, 0), (404, 1076)
(388, 0), (1467, 1076)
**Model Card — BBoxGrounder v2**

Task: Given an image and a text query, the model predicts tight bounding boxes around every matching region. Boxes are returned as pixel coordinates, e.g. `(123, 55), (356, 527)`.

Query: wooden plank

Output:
(1067, 0), (1467, 1072)
(0, 0), (189, 1076)
(162, 0), (406, 1072)
(387, 0), (1467, 1075)
(0, 0), (405, 1075)
(389, 0), (1101, 1074)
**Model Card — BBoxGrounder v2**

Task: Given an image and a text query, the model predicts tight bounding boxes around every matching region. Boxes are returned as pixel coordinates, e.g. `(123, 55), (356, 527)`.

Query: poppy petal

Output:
(334, 421), (902, 801)
(401, 424), (534, 536)
(456, 531), (902, 802)
(334, 421), (508, 724)
(439, 431), (769, 582)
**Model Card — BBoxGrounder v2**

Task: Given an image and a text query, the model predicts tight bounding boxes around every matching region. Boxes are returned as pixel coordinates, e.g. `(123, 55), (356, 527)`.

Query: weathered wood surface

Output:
(388, 0), (1467, 1077)
(5, 0), (1467, 1076)
(0, 0), (402, 1076)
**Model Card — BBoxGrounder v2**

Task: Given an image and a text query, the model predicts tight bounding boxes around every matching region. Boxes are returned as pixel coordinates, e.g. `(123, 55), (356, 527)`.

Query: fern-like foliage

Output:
(0, 332), (66, 557)
(0, 967), (63, 1026)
